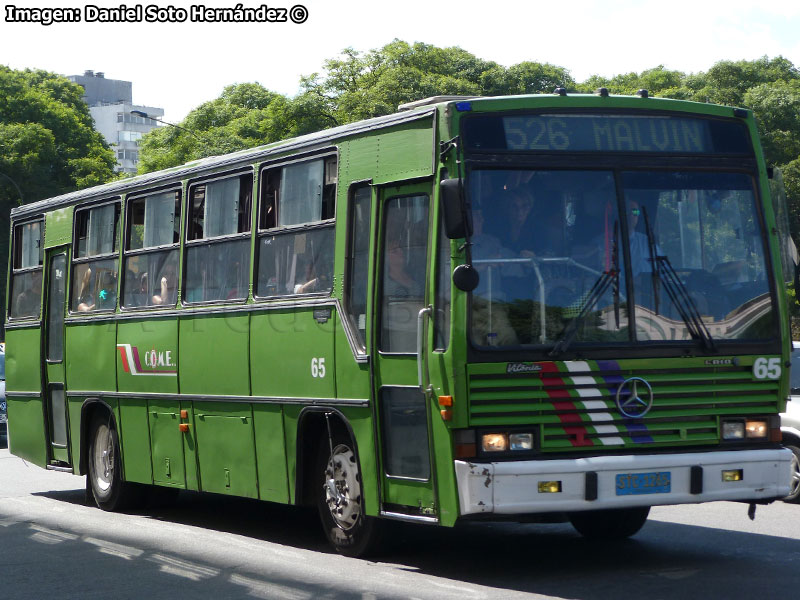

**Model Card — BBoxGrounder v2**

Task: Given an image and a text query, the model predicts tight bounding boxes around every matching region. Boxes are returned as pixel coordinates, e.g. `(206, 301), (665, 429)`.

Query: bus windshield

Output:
(468, 168), (776, 349)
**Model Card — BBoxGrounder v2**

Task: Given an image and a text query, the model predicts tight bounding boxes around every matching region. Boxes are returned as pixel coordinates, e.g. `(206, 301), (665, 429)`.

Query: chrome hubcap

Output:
(93, 424), (113, 492)
(324, 444), (361, 530)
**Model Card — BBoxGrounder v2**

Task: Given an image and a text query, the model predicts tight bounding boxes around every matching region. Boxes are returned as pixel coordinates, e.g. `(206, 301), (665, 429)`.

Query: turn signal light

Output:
(438, 395), (453, 407)
(179, 424), (189, 433)
(440, 409), (453, 421)
(180, 410), (188, 419)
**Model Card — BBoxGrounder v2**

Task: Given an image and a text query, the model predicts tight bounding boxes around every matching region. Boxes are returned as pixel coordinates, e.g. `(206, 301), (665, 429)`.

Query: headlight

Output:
(722, 421), (744, 440)
(745, 420), (767, 439)
(509, 433), (533, 451)
(481, 433), (508, 452)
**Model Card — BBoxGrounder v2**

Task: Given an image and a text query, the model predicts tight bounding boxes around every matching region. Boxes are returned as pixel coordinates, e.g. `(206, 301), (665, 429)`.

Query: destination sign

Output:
(463, 113), (751, 155)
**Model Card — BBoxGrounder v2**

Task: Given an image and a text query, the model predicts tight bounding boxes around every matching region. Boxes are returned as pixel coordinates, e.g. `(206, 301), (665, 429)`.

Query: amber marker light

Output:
(180, 410), (188, 419)
(538, 481), (562, 493)
(440, 409), (453, 421)
(722, 469), (743, 482)
(438, 395), (453, 407)
(179, 424), (189, 433)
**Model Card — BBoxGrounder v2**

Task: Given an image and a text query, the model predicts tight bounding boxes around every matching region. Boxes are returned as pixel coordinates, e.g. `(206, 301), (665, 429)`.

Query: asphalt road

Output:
(1, 444), (799, 599)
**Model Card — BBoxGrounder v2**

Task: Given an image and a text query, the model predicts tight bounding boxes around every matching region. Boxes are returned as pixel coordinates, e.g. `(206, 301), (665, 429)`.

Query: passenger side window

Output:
(9, 220), (44, 319)
(122, 189), (181, 308)
(71, 201), (121, 312)
(256, 156), (336, 297)
(184, 173), (252, 303)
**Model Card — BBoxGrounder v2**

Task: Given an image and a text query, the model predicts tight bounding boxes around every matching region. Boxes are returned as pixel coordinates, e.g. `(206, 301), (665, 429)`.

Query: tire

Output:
(316, 433), (381, 557)
(569, 506), (650, 540)
(784, 444), (800, 504)
(87, 413), (141, 511)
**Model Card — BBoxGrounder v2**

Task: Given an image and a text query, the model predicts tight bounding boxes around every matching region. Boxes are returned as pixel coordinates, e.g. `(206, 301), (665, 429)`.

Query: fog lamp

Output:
(722, 421), (744, 440)
(509, 433), (534, 451)
(722, 469), (743, 482)
(481, 433), (508, 452)
(538, 481), (562, 493)
(745, 420), (767, 439)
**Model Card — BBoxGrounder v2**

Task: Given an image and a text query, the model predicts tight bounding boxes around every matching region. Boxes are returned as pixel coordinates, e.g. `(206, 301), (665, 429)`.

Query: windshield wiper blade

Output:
(642, 208), (715, 352)
(549, 267), (618, 357)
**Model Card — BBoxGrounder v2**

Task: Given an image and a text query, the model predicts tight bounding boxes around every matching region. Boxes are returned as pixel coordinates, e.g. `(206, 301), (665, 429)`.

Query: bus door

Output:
(372, 183), (437, 520)
(42, 249), (70, 466)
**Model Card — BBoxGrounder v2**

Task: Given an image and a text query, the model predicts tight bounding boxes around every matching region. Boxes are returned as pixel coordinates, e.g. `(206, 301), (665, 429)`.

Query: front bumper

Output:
(455, 448), (792, 515)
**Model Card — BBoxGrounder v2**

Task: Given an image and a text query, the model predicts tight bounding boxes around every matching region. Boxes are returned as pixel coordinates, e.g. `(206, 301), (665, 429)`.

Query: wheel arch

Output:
(78, 397), (116, 476)
(294, 407), (361, 507)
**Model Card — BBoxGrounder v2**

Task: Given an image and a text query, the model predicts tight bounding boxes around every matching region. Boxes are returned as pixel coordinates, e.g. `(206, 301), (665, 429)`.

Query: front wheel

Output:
(569, 506), (650, 540)
(88, 413), (140, 511)
(316, 434), (380, 557)
(784, 445), (800, 504)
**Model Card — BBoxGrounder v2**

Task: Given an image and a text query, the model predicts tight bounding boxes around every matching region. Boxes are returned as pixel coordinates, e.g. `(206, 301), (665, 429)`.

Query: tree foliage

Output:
(0, 67), (116, 329)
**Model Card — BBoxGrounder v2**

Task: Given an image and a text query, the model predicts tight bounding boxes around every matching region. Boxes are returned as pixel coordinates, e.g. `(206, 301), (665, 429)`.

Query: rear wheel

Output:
(316, 433), (380, 557)
(569, 506), (650, 540)
(88, 414), (140, 511)
(784, 444), (800, 504)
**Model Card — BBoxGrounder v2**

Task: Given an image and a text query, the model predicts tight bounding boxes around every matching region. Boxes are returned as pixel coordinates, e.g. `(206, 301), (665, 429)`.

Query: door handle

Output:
(417, 305), (432, 391)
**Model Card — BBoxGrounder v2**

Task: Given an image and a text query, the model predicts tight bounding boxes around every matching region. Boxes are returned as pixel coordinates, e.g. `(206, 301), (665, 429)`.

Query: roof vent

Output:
(84, 70), (94, 77)
(595, 87), (609, 98)
(554, 87), (567, 96)
(636, 89), (649, 98)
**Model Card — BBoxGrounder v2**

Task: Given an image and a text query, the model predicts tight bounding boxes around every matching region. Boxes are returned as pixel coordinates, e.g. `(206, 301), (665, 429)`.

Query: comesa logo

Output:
(117, 344), (177, 377)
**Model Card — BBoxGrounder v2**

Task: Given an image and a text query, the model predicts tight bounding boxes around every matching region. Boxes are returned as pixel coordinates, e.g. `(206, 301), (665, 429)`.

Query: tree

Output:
(0, 67), (116, 330)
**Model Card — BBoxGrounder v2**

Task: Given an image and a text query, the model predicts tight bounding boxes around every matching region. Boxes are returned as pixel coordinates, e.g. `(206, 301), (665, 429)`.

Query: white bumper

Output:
(455, 449), (793, 515)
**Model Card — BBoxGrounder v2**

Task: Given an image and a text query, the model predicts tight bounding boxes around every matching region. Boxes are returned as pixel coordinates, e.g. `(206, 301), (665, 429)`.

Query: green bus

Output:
(5, 92), (795, 556)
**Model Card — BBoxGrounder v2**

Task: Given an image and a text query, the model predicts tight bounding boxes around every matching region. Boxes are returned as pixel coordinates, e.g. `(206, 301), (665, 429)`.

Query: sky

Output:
(2, 0), (800, 121)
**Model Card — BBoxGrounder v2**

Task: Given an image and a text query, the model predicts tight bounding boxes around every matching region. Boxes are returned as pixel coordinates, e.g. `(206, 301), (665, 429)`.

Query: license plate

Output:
(616, 471), (671, 495)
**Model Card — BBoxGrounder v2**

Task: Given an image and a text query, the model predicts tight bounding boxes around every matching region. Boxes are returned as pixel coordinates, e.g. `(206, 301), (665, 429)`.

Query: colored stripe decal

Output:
(566, 361), (624, 445)
(541, 362), (593, 447)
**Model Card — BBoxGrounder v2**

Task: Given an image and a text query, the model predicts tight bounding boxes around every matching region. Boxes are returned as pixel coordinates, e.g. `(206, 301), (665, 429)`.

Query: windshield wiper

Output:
(642, 208), (715, 352)
(550, 225), (620, 357)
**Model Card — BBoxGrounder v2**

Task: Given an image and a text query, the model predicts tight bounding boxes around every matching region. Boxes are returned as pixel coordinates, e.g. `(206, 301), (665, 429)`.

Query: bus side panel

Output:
(118, 398), (153, 484)
(65, 322), (117, 393)
(179, 314), (250, 396)
(340, 119), (435, 185)
(332, 313), (370, 401)
(253, 404), (289, 503)
(5, 327), (47, 466)
(148, 398), (186, 488)
(193, 402), (258, 498)
(250, 307), (336, 400)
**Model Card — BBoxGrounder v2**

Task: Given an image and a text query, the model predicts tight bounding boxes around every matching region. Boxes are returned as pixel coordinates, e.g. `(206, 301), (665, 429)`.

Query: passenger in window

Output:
(76, 267), (95, 311)
(14, 269), (42, 317)
(96, 271), (117, 310)
(152, 264), (177, 305)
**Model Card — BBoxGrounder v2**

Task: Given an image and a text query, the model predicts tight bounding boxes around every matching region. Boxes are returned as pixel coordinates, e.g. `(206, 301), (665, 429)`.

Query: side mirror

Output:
(440, 178), (472, 239)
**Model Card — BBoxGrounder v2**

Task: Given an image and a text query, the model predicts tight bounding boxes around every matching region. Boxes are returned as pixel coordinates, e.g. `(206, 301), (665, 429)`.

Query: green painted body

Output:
(4, 94), (791, 530)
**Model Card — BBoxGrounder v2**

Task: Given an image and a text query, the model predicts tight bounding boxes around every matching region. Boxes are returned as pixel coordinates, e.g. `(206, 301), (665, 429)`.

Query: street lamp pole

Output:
(130, 110), (205, 142)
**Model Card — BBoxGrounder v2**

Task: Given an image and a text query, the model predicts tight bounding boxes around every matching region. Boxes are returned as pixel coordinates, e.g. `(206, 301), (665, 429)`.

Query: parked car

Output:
(0, 345), (6, 443)
(781, 342), (800, 503)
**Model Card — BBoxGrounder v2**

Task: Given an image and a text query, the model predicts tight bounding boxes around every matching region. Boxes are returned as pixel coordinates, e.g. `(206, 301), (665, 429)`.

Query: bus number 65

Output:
(311, 357), (326, 378)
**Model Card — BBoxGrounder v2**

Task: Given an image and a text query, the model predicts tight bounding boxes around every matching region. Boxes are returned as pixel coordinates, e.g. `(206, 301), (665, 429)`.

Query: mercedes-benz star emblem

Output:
(615, 377), (654, 418)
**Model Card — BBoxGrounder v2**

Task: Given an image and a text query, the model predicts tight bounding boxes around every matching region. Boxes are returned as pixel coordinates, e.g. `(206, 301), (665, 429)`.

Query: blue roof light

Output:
(455, 102), (472, 112)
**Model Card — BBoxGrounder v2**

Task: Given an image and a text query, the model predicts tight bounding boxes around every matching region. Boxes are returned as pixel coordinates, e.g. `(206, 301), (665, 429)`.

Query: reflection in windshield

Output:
(468, 169), (776, 348)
